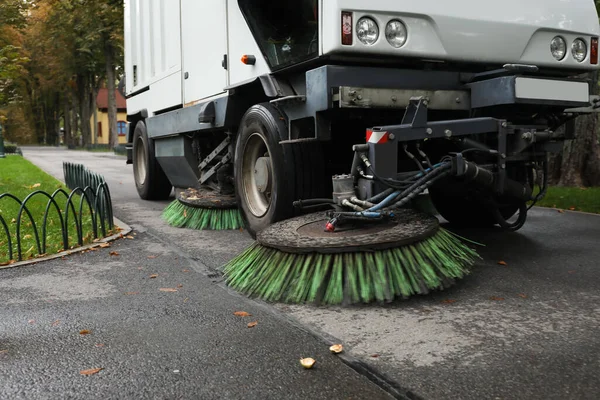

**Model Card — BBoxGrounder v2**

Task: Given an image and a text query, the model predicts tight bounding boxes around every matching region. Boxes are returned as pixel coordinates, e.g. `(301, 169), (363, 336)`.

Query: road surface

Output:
(4, 146), (599, 400)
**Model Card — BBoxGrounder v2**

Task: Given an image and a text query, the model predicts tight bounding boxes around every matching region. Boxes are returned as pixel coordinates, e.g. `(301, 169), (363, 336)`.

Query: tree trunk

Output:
(105, 41), (118, 150)
(550, 71), (600, 187)
(63, 95), (71, 146)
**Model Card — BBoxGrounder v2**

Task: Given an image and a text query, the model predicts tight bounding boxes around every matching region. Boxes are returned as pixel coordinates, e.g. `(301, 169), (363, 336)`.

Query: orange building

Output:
(91, 88), (128, 145)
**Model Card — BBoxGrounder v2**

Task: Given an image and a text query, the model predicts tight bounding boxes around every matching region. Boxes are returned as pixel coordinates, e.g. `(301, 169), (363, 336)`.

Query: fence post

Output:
(0, 123), (6, 159)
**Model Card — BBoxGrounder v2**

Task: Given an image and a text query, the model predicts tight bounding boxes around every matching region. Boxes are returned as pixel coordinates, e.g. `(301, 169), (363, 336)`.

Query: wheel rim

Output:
(134, 135), (147, 186)
(242, 133), (273, 218)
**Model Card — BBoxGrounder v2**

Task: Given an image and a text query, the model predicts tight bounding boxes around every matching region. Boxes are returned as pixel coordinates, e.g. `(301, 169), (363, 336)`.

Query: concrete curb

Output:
(0, 217), (133, 271)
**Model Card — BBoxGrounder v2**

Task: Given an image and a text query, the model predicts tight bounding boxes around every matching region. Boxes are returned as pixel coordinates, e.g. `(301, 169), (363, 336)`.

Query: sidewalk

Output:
(0, 230), (393, 399)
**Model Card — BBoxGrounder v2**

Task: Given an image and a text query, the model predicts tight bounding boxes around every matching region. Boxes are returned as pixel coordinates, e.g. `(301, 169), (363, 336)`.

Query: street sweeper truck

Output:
(123, 1), (600, 304)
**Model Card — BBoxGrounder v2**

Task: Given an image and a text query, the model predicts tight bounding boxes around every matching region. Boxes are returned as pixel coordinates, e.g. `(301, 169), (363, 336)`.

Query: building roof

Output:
(96, 88), (127, 110)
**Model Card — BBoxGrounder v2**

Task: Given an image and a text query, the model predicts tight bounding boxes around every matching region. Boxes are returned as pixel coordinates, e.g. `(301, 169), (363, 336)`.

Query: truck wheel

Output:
(429, 178), (519, 228)
(132, 121), (172, 200)
(234, 104), (324, 238)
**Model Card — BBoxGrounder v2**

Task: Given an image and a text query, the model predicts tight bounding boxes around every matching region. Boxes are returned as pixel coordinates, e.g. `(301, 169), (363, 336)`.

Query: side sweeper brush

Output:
(223, 209), (479, 305)
(162, 187), (244, 231)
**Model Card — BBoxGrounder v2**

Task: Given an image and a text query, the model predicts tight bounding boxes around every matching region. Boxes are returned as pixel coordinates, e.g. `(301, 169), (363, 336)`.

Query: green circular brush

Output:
(222, 209), (480, 305)
(162, 188), (244, 231)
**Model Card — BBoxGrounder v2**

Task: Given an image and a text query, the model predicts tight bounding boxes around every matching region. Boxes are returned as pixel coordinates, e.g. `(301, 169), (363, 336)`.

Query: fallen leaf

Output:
(51, 320), (60, 326)
(137, 267), (143, 270)
(32, 183), (41, 188)
(441, 299), (457, 304)
(183, 209), (187, 218)
(159, 288), (178, 292)
(557, 209), (565, 213)
(183, 298), (189, 303)
(182, 269), (190, 273)
(568, 270), (576, 274)
(28, 319), (35, 324)
(569, 206), (576, 211)
(489, 296), (505, 301)
(109, 251), (119, 256)
(79, 330), (91, 335)
(370, 354), (380, 358)
(518, 293), (528, 299)
(147, 255), (158, 259)
(329, 344), (343, 354)
(177, 284), (183, 288)
(497, 261), (508, 266)
(95, 343), (104, 348)
(234, 311), (251, 317)
(99, 243), (110, 248)
(247, 321), (258, 328)
(80, 368), (103, 376)
(149, 274), (158, 279)
(125, 292), (139, 295)
(10, 218), (16, 223)
(0, 350), (7, 354)
(300, 358), (316, 369)
(126, 235), (134, 239)
(23, 234), (32, 240)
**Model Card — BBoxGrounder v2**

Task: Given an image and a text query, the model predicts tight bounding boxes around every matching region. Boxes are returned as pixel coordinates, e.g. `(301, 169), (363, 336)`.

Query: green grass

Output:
(535, 186), (600, 214)
(0, 156), (100, 264)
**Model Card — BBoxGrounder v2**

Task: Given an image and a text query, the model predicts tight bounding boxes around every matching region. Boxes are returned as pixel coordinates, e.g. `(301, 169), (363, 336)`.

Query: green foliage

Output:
(535, 186), (600, 214)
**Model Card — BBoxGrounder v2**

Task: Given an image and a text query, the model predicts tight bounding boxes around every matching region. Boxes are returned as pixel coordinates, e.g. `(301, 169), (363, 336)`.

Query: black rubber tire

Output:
(429, 177), (519, 228)
(132, 121), (173, 200)
(234, 104), (326, 238)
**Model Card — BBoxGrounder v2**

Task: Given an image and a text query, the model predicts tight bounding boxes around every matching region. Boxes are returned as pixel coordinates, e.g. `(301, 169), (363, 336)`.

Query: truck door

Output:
(181, 0), (228, 104)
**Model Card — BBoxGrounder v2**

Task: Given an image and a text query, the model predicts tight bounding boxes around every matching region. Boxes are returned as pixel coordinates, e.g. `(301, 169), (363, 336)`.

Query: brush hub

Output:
(257, 209), (439, 254)
(176, 187), (237, 209)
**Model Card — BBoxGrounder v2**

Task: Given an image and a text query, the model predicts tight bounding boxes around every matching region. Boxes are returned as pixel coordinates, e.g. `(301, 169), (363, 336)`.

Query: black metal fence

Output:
(0, 163), (114, 263)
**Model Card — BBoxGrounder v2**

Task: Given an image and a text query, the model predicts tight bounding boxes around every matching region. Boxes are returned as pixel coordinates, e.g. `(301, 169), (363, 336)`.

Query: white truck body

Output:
(125, 0), (600, 116)
(123, 0), (600, 234)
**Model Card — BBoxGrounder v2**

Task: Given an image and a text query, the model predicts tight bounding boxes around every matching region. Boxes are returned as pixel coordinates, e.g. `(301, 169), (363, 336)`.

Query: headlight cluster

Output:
(551, 36), (588, 62)
(356, 17), (407, 48)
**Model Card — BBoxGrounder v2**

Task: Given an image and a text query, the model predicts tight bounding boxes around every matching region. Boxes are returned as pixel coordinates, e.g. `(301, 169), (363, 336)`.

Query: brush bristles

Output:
(162, 200), (245, 231)
(223, 229), (480, 305)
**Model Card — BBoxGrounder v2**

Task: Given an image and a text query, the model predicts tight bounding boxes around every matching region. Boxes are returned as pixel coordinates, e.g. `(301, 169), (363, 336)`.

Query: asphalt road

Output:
(4, 146), (600, 400)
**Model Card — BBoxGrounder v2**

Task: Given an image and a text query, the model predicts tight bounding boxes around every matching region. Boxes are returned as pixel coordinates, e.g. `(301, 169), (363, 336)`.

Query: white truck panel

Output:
(181, 0), (228, 104)
(323, 0), (600, 70)
(125, 0), (182, 110)
(226, 0), (271, 87)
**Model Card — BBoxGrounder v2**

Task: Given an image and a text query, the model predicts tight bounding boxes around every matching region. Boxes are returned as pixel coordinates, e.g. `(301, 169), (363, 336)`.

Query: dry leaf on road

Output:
(518, 293), (528, 299)
(182, 269), (190, 273)
(247, 321), (258, 328)
(126, 235), (134, 239)
(557, 209), (565, 213)
(28, 319), (35, 324)
(177, 284), (183, 288)
(234, 311), (251, 317)
(79, 330), (91, 335)
(329, 344), (343, 354)
(300, 358), (316, 369)
(569, 206), (576, 211)
(95, 344), (105, 348)
(51, 320), (60, 327)
(497, 261), (508, 266)
(441, 299), (457, 304)
(159, 288), (178, 292)
(80, 368), (103, 376)
(149, 274), (158, 279)
(109, 251), (119, 256)
(147, 255), (158, 259)
(489, 296), (505, 301)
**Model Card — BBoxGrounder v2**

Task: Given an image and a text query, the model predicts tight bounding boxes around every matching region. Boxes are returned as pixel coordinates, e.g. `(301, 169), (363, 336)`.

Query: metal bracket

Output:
(198, 136), (232, 185)
(401, 96), (429, 128)
(496, 121), (508, 194)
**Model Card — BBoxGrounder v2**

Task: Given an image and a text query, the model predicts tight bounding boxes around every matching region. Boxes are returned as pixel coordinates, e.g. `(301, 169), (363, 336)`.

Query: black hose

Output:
(293, 198), (335, 207)
(493, 201), (528, 232)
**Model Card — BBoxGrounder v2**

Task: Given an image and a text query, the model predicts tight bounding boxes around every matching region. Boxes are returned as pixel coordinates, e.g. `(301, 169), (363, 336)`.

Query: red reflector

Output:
(341, 11), (353, 45)
(591, 38), (598, 65)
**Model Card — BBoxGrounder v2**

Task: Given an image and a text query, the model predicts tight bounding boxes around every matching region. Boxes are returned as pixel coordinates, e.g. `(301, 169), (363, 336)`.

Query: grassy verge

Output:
(535, 186), (600, 214)
(0, 156), (97, 264)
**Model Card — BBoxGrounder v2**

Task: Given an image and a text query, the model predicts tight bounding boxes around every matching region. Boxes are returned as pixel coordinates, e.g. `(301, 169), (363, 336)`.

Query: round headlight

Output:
(550, 36), (566, 61)
(385, 20), (408, 48)
(356, 17), (379, 46)
(572, 39), (587, 62)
